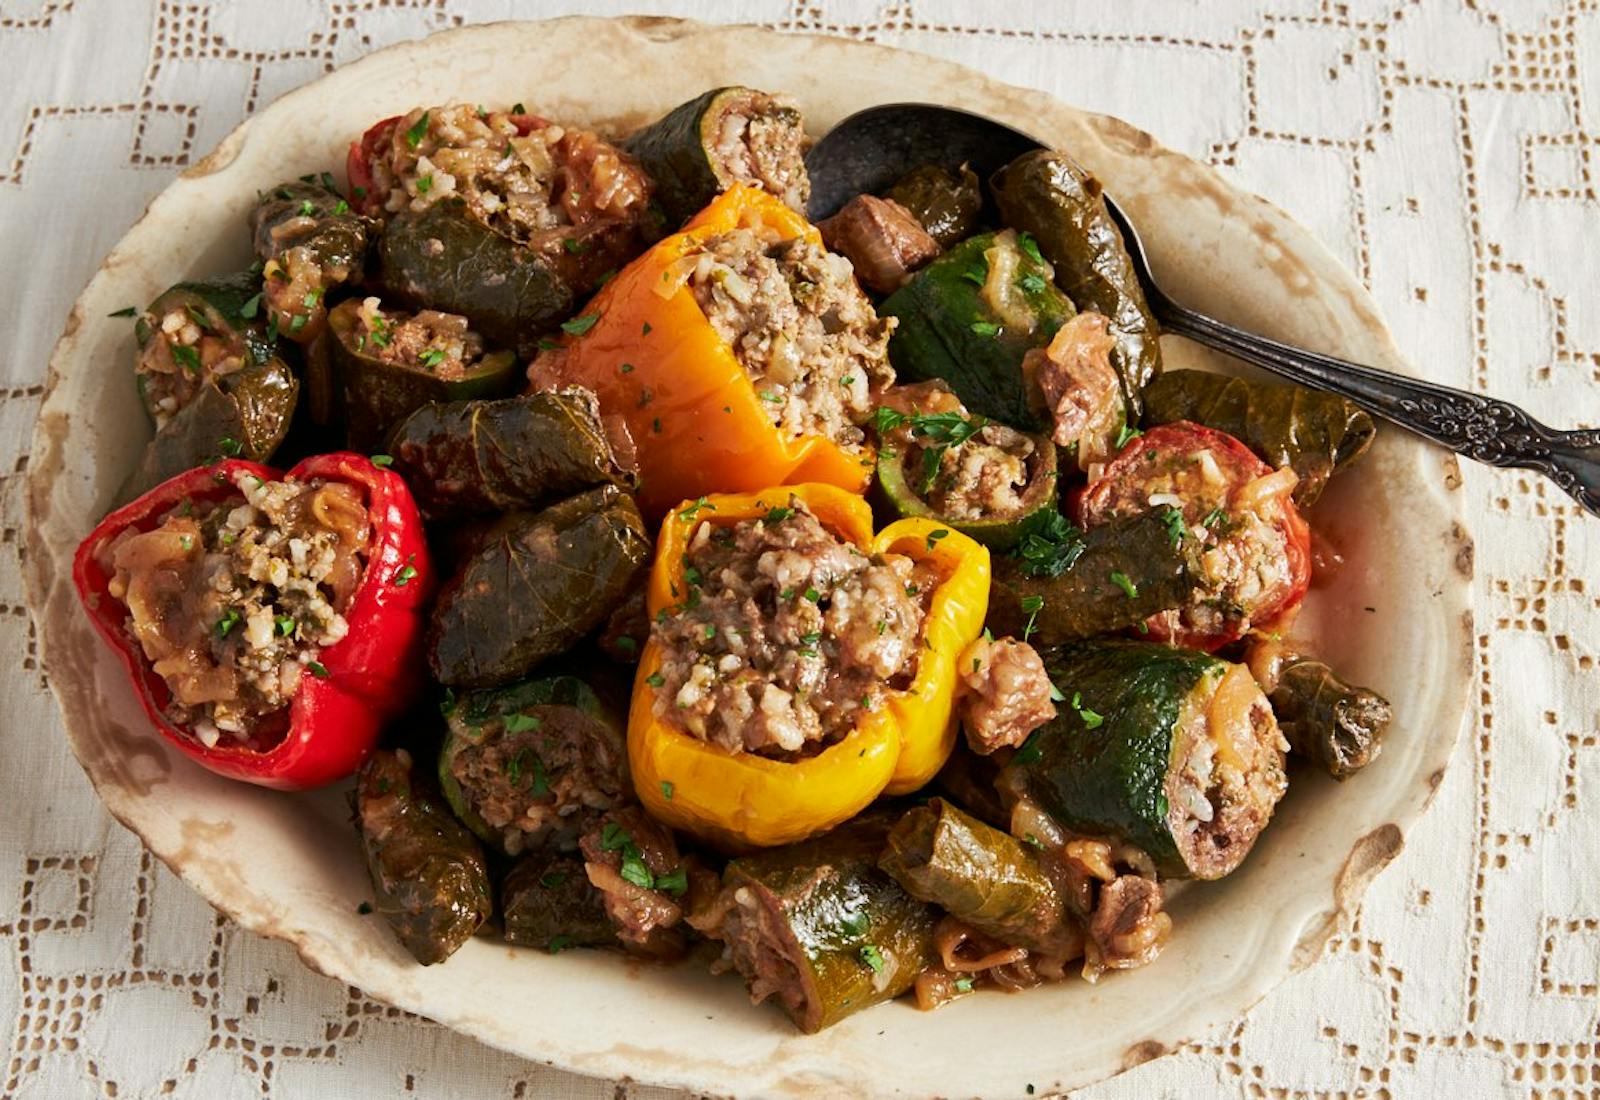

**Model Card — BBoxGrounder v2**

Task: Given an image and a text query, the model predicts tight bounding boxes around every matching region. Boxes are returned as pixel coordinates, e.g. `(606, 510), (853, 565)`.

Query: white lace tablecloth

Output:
(4, 2), (1596, 1096)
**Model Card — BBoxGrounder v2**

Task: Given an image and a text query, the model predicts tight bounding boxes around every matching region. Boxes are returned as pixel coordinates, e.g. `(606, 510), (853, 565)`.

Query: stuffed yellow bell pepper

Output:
(528, 185), (889, 517)
(628, 483), (990, 849)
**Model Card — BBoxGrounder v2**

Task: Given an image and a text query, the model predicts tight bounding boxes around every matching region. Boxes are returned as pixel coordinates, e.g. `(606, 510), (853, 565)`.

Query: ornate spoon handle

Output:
(1151, 296), (1600, 517)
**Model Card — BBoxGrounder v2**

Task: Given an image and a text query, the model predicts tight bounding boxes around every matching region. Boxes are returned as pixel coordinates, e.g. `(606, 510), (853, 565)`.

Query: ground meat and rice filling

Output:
(368, 104), (652, 246)
(875, 383), (1043, 521)
(98, 470), (369, 747)
(135, 302), (254, 426)
(649, 498), (938, 758)
(1166, 664), (1288, 876)
(353, 297), (486, 377)
(956, 635), (1057, 754)
(709, 91), (810, 213)
(681, 227), (895, 448)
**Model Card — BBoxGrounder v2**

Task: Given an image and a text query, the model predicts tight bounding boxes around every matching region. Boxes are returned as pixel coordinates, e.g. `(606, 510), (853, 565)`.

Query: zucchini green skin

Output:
(884, 164), (982, 248)
(135, 272), (279, 423)
(117, 356), (299, 505)
(990, 150), (1162, 418)
(880, 798), (1073, 955)
(355, 748), (492, 966)
(873, 433), (1058, 550)
(427, 485), (652, 688)
(325, 297), (520, 452)
(722, 817), (939, 1033)
(387, 391), (630, 520)
(500, 852), (617, 951)
(1001, 641), (1224, 878)
(1142, 369), (1377, 506)
(625, 87), (807, 226)
(988, 508), (1201, 644)
(437, 674), (626, 852)
(376, 197), (575, 359)
(1270, 656), (1391, 779)
(879, 233), (1075, 430)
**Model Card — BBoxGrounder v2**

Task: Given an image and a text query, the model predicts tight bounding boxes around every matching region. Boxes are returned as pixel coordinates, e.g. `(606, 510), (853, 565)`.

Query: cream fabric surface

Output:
(3, 1), (1597, 1097)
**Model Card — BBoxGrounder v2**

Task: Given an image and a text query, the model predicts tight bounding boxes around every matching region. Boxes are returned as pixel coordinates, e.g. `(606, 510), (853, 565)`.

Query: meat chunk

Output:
(1025, 311), (1123, 468)
(818, 194), (940, 294)
(1086, 874), (1170, 973)
(578, 806), (690, 958)
(956, 635), (1057, 754)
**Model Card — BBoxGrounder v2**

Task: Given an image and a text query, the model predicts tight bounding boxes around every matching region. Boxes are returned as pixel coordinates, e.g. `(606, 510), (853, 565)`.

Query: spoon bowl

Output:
(807, 102), (1600, 516)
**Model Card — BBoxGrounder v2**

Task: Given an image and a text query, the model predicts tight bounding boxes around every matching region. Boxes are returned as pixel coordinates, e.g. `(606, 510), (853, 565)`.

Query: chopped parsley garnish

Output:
(306, 660), (330, 679)
(1020, 594), (1045, 640)
(960, 261), (988, 286)
(1018, 231), (1046, 266)
(512, 102), (526, 114)
(503, 712), (542, 734)
(370, 454), (393, 468)
(546, 934), (573, 954)
(216, 436), (243, 457)
(539, 871), (567, 889)
(641, 321), (652, 335)
(537, 337), (563, 351)
(1159, 505), (1187, 548)
(1014, 511), (1087, 579)
(392, 561), (418, 586)
(1011, 729), (1049, 764)
(660, 780), (674, 800)
(214, 609), (241, 637)
(1109, 570), (1138, 598)
(761, 505), (794, 525)
(841, 375), (855, 386)
(759, 389), (784, 403)
(414, 174), (433, 195)
(527, 755), (549, 797)
(561, 237), (588, 254)
(799, 631), (822, 646)
(870, 406), (907, 434)
(859, 944), (885, 973)
(651, 417), (662, 434)
(1115, 419), (1143, 449)
(955, 978), (974, 993)
(679, 496), (714, 521)
(1019, 273), (1048, 295)
(645, 672), (665, 688)
(288, 313), (308, 333)
(1069, 690), (1104, 729)
(561, 312), (600, 336)
(655, 866), (688, 897)
(620, 362), (635, 373)
(302, 288), (323, 309)
(333, 198), (350, 215)
(926, 527), (950, 551)
(803, 587), (822, 603)
(239, 293), (262, 319)
(404, 111), (430, 148)
(356, 901), (373, 915)
(969, 320), (1000, 336)
(614, 635), (638, 655)
(107, 306), (138, 318)
(840, 911), (869, 937)
(274, 616), (296, 637)
(170, 344), (202, 373)
(703, 623), (716, 640)
(186, 305), (213, 330)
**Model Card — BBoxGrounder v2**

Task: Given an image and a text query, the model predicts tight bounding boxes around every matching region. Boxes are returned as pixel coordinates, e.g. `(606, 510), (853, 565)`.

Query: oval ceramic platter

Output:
(23, 16), (1473, 1099)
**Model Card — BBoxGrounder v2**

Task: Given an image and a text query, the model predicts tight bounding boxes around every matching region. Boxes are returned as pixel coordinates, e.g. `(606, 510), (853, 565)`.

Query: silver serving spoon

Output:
(806, 103), (1600, 516)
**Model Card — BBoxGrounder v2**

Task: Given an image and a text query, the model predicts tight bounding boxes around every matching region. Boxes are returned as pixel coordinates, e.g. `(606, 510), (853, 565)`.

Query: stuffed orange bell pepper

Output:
(528, 185), (892, 516)
(628, 483), (990, 849)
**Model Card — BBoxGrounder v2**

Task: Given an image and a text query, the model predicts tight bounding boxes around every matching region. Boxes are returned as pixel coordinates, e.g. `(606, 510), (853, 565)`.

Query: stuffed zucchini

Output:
(249, 177), (373, 343)
(134, 271), (280, 427)
(1001, 640), (1289, 880)
(624, 86), (810, 225)
(879, 230), (1076, 430)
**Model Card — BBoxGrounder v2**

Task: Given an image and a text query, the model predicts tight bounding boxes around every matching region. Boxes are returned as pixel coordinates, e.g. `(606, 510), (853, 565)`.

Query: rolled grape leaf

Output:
(990, 150), (1162, 418)
(988, 508), (1200, 644)
(376, 197), (575, 359)
(1142, 370), (1376, 505)
(884, 164), (982, 248)
(387, 390), (632, 520)
(355, 748), (492, 966)
(880, 798), (1075, 955)
(427, 485), (651, 688)
(1270, 656), (1392, 779)
(500, 851), (617, 952)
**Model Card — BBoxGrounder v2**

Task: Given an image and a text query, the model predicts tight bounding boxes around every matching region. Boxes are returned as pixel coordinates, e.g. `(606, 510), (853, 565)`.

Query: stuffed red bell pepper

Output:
(72, 453), (433, 789)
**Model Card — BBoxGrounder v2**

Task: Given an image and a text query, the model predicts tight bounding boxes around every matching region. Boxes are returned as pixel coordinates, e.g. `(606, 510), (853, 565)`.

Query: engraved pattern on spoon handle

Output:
(1153, 298), (1600, 516)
